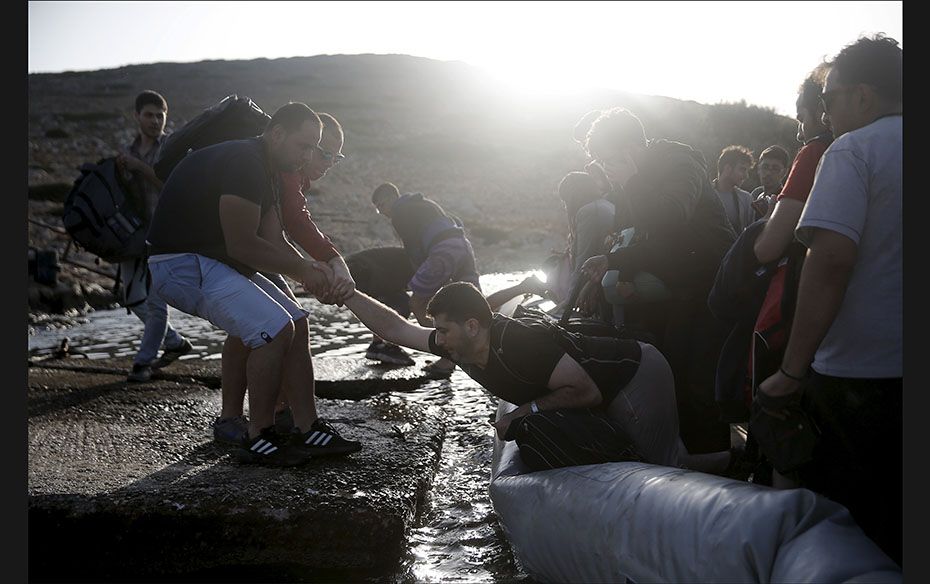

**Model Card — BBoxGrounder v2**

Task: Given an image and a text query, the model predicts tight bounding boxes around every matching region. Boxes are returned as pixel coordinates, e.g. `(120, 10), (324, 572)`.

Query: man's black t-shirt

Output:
(147, 137), (276, 274)
(428, 313), (642, 407)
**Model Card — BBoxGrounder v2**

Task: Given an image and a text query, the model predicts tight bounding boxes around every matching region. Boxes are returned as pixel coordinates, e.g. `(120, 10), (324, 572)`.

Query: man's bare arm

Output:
(325, 255), (357, 304)
(758, 228), (857, 397)
(493, 353), (602, 439)
(219, 195), (331, 291)
(753, 199), (805, 264)
(344, 290), (432, 352)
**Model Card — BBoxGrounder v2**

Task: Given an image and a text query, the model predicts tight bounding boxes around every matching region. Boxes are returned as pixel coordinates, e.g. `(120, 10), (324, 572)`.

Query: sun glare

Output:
(28, 1), (900, 116)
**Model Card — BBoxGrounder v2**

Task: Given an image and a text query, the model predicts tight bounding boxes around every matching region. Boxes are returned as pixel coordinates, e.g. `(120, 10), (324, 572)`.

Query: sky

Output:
(28, 1), (903, 117)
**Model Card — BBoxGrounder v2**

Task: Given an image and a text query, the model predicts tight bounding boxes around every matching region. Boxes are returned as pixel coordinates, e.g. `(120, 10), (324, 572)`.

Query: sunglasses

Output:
(820, 86), (854, 115)
(314, 145), (346, 164)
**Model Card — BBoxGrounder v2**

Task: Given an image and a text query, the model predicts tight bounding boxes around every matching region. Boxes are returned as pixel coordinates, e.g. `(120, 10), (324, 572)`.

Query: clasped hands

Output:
(299, 260), (356, 305)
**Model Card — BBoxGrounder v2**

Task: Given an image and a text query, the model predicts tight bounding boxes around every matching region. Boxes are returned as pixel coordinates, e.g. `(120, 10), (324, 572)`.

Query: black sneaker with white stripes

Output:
(235, 427), (313, 467)
(292, 418), (362, 457)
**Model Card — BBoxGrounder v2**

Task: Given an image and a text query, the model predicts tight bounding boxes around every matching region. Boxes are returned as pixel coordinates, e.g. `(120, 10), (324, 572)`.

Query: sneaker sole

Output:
(232, 448), (312, 467)
(296, 443), (363, 457)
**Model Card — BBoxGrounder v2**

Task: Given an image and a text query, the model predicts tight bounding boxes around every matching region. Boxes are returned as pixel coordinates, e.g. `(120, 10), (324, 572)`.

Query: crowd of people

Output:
(110, 34), (901, 565)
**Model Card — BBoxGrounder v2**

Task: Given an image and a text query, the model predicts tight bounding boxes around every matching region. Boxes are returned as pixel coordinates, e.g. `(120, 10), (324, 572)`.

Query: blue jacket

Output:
(707, 219), (775, 421)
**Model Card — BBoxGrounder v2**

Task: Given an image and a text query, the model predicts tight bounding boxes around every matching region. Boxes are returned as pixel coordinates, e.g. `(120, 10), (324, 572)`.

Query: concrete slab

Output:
(28, 361), (446, 581)
(30, 351), (445, 400)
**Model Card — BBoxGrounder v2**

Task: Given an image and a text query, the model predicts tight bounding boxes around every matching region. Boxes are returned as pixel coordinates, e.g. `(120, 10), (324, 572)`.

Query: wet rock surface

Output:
(29, 353), (446, 399)
(28, 358), (446, 582)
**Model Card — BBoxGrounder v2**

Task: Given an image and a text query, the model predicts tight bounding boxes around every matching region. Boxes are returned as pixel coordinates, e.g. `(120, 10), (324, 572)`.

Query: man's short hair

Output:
(427, 282), (492, 328)
(584, 107), (648, 157)
(828, 34), (902, 103)
(717, 145), (754, 175)
(558, 171), (601, 207)
(758, 145), (790, 169)
(268, 102), (322, 134)
(134, 90), (167, 114)
(372, 182), (400, 205)
(318, 112), (344, 140)
(798, 64), (829, 114)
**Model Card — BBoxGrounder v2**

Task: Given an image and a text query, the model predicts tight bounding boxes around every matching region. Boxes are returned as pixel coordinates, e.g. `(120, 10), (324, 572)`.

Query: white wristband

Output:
(530, 400), (539, 414)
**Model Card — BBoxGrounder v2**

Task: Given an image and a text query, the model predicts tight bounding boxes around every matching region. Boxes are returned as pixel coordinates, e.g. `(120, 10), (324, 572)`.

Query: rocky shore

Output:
(28, 355), (451, 581)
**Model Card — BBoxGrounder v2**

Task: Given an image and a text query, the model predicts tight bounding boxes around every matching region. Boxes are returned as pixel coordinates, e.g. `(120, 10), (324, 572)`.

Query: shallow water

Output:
(28, 271), (543, 583)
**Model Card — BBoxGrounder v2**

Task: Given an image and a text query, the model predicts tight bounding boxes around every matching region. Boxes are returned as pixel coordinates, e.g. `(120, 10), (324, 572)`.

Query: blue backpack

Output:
(61, 157), (148, 262)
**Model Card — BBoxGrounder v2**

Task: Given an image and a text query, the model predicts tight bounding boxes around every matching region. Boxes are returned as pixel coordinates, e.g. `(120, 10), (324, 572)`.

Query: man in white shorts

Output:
(146, 102), (361, 466)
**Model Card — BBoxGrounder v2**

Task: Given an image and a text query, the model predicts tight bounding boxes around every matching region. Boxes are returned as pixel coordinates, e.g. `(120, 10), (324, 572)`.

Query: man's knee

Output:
(292, 315), (310, 342)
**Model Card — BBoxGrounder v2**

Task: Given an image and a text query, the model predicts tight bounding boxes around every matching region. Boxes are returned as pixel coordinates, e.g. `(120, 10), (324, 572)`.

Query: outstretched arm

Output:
(485, 275), (549, 311)
(323, 254), (356, 304)
(345, 290), (433, 353)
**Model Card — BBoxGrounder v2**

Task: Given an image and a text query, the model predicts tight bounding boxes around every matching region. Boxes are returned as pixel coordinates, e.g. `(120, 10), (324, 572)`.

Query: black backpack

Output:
(505, 409), (642, 471)
(61, 157), (148, 263)
(154, 94), (271, 182)
(512, 303), (656, 345)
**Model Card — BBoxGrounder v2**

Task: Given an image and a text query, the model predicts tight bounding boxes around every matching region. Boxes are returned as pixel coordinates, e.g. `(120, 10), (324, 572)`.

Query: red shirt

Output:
(279, 172), (340, 262)
(776, 138), (830, 203)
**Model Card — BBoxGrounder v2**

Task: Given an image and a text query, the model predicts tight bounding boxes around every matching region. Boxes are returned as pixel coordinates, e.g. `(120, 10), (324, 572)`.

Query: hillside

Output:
(27, 53), (799, 315)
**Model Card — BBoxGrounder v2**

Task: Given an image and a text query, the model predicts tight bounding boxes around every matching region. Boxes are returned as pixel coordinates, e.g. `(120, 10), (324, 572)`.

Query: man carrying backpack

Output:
(117, 90), (193, 382)
(370, 183), (481, 377)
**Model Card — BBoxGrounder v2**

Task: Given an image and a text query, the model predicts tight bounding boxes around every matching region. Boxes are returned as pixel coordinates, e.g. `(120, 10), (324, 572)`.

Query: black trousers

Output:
(799, 372), (902, 566)
(640, 294), (730, 454)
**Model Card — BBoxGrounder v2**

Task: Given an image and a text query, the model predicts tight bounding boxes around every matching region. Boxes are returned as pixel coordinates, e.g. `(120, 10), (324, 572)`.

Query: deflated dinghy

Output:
(489, 400), (901, 583)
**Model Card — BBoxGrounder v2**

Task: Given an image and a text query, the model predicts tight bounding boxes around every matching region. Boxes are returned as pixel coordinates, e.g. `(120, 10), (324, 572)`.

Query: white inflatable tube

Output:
(490, 400), (901, 583)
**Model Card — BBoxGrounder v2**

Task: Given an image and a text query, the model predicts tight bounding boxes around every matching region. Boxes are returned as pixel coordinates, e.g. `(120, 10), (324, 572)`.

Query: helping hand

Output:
(321, 264), (357, 306)
(301, 261), (334, 298)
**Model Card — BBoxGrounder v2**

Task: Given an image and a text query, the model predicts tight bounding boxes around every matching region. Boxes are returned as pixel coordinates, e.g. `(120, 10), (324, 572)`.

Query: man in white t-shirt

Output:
(756, 34), (902, 566)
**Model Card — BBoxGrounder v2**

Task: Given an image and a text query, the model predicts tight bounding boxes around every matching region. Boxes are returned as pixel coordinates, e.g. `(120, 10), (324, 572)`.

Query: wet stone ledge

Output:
(29, 352), (442, 399)
(27, 359), (446, 582)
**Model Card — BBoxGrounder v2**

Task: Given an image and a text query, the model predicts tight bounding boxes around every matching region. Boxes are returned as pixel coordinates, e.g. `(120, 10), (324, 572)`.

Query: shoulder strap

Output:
(489, 317), (536, 385)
